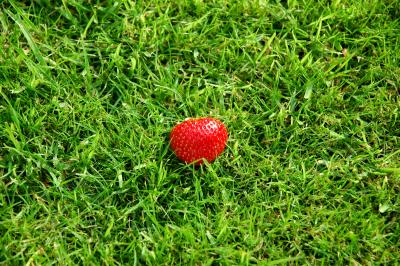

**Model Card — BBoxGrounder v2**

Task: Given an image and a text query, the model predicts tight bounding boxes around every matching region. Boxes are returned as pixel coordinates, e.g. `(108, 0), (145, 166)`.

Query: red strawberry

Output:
(170, 117), (228, 165)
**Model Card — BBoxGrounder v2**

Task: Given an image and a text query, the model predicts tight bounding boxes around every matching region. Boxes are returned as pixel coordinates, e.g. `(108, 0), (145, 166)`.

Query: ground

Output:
(0, 0), (399, 265)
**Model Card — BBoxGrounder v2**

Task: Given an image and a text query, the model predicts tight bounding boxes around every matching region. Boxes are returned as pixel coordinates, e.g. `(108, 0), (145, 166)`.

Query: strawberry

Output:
(170, 117), (228, 165)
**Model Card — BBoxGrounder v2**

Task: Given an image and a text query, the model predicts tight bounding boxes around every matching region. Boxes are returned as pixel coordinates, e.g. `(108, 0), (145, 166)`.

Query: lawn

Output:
(1, 0), (399, 264)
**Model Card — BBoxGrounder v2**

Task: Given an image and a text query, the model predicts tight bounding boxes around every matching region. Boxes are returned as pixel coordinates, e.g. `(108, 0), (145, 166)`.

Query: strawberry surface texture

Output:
(170, 118), (228, 165)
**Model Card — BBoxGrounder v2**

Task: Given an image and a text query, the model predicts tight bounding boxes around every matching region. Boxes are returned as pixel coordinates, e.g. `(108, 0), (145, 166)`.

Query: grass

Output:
(0, 0), (399, 264)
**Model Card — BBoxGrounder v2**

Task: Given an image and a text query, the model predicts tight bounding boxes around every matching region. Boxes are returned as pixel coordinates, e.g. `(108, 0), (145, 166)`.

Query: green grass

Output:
(1, 0), (399, 264)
